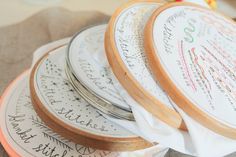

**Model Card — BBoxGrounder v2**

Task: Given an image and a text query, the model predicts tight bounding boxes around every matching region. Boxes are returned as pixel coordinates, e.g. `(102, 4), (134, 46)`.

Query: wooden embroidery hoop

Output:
(0, 70), (118, 157)
(0, 71), (29, 157)
(144, 2), (236, 139)
(105, 0), (185, 130)
(30, 44), (152, 151)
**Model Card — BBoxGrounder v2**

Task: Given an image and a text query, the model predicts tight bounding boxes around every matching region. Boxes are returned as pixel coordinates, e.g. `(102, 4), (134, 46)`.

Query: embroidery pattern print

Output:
(42, 132), (73, 151)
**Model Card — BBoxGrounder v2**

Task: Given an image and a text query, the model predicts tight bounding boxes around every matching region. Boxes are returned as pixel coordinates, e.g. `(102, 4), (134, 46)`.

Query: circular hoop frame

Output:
(65, 63), (134, 121)
(0, 71), (29, 157)
(105, 0), (185, 130)
(30, 45), (152, 151)
(66, 25), (134, 121)
(144, 2), (236, 139)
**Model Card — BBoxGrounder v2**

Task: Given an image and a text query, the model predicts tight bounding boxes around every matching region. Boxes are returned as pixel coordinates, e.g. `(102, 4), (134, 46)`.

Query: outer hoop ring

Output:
(0, 70), (29, 157)
(30, 44), (152, 151)
(144, 2), (236, 139)
(66, 24), (134, 121)
(105, 0), (185, 130)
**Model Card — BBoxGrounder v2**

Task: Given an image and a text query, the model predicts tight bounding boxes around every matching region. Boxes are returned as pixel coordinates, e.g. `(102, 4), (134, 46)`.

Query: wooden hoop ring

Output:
(0, 70), (29, 157)
(105, 0), (186, 130)
(144, 2), (236, 139)
(30, 45), (152, 151)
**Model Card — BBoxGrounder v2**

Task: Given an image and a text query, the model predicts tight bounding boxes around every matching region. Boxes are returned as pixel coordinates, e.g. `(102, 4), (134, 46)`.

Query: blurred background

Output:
(0, 0), (235, 27)
(0, 0), (127, 26)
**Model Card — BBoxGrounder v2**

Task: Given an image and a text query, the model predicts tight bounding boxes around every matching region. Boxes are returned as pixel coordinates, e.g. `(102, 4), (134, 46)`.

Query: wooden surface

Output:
(144, 2), (236, 139)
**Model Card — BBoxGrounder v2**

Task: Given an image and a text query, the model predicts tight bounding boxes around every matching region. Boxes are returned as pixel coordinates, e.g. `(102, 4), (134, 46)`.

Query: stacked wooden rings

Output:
(1, 1), (236, 157)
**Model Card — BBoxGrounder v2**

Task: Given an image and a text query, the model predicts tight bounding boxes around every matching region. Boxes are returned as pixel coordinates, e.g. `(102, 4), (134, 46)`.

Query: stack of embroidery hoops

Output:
(1, 0), (236, 157)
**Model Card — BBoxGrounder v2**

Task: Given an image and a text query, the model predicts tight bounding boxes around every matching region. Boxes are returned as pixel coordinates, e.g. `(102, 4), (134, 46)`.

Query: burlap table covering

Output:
(0, 7), (109, 94)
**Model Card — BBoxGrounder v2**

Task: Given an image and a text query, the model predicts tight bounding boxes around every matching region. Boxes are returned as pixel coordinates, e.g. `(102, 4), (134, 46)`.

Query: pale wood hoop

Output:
(105, 0), (186, 130)
(144, 2), (236, 139)
(0, 71), (29, 157)
(30, 45), (152, 151)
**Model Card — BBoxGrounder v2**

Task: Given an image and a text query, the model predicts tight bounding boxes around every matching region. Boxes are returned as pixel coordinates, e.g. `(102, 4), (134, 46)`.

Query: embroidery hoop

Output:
(30, 45), (152, 151)
(66, 24), (134, 121)
(0, 71), (28, 157)
(144, 2), (236, 139)
(0, 71), (118, 157)
(105, 0), (185, 129)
